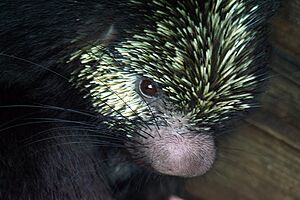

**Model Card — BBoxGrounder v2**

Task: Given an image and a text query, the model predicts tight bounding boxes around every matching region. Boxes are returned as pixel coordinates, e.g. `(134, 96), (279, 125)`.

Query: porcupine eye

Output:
(139, 79), (158, 98)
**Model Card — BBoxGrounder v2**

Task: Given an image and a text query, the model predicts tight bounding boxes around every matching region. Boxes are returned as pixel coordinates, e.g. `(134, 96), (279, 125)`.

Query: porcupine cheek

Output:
(132, 126), (216, 177)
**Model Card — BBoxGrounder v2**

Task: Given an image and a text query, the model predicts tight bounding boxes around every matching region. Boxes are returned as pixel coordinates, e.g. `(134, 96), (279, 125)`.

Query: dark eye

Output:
(139, 79), (158, 98)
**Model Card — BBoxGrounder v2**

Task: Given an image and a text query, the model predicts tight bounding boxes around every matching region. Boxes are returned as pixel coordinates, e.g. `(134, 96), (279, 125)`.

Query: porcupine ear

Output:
(100, 24), (119, 46)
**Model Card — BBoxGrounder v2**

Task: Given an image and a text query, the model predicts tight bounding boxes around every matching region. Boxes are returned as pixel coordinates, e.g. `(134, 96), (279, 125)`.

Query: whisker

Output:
(0, 104), (151, 140)
(0, 117), (98, 134)
(22, 134), (127, 148)
(0, 120), (67, 134)
(0, 109), (43, 129)
(0, 104), (99, 120)
(25, 117), (96, 127)
(22, 126), (134, 144)
(0, 53), (69, 81)
(53, 141), (128, 149)
(37, 117), (152, 141)
(20, 125), (86, 143)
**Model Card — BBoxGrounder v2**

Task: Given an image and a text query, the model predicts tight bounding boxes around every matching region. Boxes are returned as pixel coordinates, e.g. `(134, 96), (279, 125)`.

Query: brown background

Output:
(186, 1), (300, 199)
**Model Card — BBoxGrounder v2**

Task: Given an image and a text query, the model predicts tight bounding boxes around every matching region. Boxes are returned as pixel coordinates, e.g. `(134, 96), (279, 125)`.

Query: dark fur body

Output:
(0, 1), (186, 199)
(0, 0), (278, 199)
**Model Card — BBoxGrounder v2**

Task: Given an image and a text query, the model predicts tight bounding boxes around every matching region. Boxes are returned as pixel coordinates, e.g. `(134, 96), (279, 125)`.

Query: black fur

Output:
(0, 1), (186, 199)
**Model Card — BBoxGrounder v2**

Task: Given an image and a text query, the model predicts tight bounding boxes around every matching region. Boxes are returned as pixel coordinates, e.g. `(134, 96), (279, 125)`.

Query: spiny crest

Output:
(118, 0), (264, 121)
(70, 0), (268, 126)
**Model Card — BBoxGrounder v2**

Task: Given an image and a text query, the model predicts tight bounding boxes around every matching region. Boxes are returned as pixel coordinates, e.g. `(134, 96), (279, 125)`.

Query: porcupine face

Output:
(70, 0), (270, 177)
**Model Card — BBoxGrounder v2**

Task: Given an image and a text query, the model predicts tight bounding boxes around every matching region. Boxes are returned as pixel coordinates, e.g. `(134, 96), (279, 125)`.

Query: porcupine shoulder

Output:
(0, 0), (278, 200)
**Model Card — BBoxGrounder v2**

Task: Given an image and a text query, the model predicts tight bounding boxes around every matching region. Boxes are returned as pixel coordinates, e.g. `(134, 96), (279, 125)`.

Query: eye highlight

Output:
(139, 79), (158, 98)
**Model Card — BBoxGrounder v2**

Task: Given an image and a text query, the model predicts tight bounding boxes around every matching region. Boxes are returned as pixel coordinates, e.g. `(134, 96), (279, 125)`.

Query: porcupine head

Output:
(69, 0), (271, 177)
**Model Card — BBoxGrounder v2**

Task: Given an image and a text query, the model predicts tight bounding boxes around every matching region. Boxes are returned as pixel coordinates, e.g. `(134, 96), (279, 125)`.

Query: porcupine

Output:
(0, 0), (278, 199)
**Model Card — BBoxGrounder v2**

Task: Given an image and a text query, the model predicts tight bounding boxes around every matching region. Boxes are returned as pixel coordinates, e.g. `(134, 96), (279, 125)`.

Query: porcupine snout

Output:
(131, 118), (216, 177)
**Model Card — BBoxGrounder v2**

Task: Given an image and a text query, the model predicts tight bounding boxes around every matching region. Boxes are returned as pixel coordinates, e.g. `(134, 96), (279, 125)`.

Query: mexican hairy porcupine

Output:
(0, 0), (278, 199)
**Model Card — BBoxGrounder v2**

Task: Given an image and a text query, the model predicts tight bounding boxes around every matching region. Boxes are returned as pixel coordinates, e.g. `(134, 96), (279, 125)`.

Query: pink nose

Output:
(132, 125), (216, 177)
(150, 133), (216, 177)
(169, 195), (184, 200)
